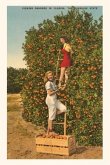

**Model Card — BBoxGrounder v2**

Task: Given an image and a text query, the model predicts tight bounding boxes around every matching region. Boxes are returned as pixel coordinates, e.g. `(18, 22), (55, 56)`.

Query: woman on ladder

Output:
(44, 71), (67, 135)
(58, 36), (73, 89)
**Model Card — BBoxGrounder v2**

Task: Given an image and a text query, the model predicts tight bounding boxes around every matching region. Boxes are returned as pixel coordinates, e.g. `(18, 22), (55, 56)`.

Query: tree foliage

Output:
(21, 7), (102, 146)
(7, 67), (27, 93)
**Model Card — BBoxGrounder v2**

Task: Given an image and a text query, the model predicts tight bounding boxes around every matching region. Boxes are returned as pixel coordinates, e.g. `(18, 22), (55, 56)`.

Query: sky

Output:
(7, 6), (102, 69)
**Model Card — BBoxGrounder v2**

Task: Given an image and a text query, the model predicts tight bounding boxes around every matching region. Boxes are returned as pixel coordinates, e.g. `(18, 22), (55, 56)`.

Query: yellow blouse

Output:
(63, 43), (72, 52)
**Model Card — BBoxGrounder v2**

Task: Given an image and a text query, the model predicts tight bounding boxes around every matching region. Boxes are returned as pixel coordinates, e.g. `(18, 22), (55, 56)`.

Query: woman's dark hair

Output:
(60, 36), (69, 43)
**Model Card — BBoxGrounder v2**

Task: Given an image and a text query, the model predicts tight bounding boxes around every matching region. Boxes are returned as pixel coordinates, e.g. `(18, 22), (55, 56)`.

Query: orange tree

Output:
(7, 67), (28, 93)
(21, 7), (102, 146)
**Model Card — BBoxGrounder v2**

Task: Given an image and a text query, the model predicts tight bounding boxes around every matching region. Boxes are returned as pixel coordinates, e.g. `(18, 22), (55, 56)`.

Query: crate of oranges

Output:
(36, 134), (76, 156)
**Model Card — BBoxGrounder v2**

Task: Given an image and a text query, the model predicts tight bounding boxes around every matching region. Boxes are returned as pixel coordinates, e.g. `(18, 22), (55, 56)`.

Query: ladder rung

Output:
(53, 122), (64, 125)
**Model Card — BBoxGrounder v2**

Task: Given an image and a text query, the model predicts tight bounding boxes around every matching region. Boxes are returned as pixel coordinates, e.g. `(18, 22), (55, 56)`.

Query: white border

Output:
(0, 0), (110, 165)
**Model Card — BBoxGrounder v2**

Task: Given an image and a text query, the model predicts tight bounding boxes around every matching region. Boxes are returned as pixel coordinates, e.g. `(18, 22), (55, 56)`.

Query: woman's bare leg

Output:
(47, 119), (58, 135)
(47, 119), (53, 134)
(65, 68), (70, 84)
(60, 68), (70, 90)
(58, 67), (66, 87)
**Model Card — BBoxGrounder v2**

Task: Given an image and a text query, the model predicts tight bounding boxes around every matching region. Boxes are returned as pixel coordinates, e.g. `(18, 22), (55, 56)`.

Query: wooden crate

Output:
(36, 135), (76, 156)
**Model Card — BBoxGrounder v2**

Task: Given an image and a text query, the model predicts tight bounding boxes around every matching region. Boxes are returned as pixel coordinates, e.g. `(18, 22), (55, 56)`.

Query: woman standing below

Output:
(44, 71), (67, 135)
(58, 36), (73, 88)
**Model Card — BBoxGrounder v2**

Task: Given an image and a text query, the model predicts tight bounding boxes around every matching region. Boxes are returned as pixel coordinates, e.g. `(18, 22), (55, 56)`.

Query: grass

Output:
(7, 93), (22, 112)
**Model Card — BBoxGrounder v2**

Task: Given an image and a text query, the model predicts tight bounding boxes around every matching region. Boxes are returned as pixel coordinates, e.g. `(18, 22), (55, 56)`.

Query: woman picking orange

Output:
(58, 36), (73, 89)
(44, 71), (67, 135)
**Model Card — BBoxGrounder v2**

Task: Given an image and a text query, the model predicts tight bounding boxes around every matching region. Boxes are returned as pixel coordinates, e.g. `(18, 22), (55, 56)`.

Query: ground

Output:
(7, 94), (102, 159)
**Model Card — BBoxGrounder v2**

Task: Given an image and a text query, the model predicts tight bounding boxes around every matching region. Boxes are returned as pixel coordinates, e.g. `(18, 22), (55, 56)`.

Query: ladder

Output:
(53, 112), (67, 135)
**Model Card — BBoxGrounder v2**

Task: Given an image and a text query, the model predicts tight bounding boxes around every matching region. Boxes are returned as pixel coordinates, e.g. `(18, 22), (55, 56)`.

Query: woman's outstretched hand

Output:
(58, 86), (62, 90)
